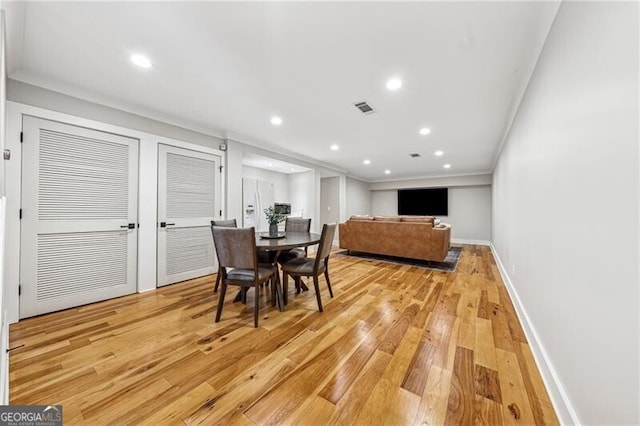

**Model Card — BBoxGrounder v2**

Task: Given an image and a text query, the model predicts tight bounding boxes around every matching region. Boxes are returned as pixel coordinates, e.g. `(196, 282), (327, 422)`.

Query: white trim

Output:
(368, 171), (492, 185)
(489, 242), (580, 425)
(226, 134), (348, 176)
(451, 238), (491, 246)
(0, 197), (7, 405)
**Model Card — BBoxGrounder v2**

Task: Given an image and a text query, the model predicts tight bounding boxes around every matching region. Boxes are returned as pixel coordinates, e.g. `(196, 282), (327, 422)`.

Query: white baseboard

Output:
(489, 243), (579, 425)
(0, 197), (7, 404)
(451, 238), (491, 246)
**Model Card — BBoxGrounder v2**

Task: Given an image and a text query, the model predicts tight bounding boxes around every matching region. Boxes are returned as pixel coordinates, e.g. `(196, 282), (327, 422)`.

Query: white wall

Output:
(0, 9), (7, 405)
(225, 141), (243, 223)
(241, 165), (289, 203)
(492, 2), (638, 424)
(371, 182), (492, 242)
(320, 176), (340, 227)
(448, 186), (491, 242)
(288, 171), (318, 232)
(345, 177), (371, 217)
(371, 190), (397, 216)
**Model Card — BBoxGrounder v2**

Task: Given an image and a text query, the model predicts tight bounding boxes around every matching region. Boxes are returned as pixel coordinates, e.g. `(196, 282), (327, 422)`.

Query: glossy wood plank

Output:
(9, 245), (558, 425)
(445, 346), (475, 425)
(413, 365), (453, 425)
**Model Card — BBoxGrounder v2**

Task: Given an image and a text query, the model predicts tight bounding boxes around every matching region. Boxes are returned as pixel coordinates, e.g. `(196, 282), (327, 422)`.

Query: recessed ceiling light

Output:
(131, 54), (152, 69)
(330, 144), (340, 151)
(434, 150), (444, 156)
(290, 167), (295, 172)
(443, 164), (451, 169)
(419, 127), (431, 136)
(270, 116), (283, 126)
(363, 159), (371, 165)
(386, 77), (402, 91)
(384, 169), (391, 175)
(268, 162), (273, 167)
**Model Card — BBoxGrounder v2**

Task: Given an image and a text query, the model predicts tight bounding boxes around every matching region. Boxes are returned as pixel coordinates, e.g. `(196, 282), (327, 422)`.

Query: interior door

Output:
(157, 144), (221, 286)
(20, 116), (139, 318)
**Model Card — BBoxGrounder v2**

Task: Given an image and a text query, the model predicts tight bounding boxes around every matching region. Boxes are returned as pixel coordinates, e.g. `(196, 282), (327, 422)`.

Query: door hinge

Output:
(18, 285), (21, 296)
(19, 208), (22, 219)
(219, 209), (222, 216)
(219, 165), (223, 173)
(20, 132), (23, 143)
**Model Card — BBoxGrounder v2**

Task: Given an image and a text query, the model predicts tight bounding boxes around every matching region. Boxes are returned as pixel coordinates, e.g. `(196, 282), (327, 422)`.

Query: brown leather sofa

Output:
(338, 215), (451, 262)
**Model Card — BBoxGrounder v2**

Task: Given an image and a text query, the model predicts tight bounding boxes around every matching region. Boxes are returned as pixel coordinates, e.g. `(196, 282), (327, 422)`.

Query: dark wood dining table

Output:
(233, 231), (321, 311)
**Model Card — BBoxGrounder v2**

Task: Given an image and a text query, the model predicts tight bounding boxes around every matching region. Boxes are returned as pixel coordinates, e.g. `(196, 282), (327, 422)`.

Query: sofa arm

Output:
(431, 224), (451, 258)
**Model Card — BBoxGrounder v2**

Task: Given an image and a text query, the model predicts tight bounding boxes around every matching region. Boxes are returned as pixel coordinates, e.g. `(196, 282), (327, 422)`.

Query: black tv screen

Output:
(398, 188), (448, 216)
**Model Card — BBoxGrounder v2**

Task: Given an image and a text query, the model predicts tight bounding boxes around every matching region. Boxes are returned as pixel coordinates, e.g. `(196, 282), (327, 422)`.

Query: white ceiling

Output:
(5, 1), (559, 182)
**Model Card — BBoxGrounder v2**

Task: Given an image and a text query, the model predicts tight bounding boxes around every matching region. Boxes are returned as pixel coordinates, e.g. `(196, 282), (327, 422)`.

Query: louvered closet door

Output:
(20, 116), (139, 318)
(157, 144), (221, 286)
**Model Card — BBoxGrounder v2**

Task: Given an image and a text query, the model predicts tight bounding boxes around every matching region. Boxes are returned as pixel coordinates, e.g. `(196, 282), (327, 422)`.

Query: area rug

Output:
(335, 246), (462, 272)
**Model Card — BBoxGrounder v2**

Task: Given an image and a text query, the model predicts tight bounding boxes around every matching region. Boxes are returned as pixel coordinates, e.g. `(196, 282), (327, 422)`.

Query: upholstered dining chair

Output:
(277, 217), (312, 293)
(211, 219), (237, 293)
(277, 217), (312, 263)
(281, 223), (336, 312)
(211, 226), (276, 328)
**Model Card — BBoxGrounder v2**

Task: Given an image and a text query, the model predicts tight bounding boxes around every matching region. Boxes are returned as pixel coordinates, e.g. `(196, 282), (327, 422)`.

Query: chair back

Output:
(285, 217), (311, 233)
(211, 219), (237, 228)
(314, 223), (337, 268)
(212, 226), (256, 270)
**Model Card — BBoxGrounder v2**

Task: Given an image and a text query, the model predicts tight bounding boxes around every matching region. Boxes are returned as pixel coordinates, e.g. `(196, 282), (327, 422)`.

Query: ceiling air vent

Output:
(409, 153), (421, 158)
(354, 101), (375, 114)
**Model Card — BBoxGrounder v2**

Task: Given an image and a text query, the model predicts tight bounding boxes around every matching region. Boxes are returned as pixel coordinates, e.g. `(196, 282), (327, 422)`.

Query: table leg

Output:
(272, 250), (285, 311)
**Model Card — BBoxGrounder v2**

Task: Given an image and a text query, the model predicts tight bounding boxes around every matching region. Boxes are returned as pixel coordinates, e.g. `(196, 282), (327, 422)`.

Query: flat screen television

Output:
(397, 188), (448, 216)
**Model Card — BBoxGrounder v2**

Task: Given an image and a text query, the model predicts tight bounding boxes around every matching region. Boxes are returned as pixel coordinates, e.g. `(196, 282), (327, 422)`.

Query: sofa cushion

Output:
(373, 216), (401, 222)
(400, 216), (434, 223)
(350, 215), (373, 221)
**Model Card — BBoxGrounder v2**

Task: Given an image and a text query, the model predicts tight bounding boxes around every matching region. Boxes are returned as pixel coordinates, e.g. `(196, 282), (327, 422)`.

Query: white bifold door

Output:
(20, 116), (139, 319)
(157, 144), (221, 286)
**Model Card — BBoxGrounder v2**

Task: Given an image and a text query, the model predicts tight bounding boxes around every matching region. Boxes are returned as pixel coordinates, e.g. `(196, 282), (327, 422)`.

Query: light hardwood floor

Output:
(9, 245), (558, 425)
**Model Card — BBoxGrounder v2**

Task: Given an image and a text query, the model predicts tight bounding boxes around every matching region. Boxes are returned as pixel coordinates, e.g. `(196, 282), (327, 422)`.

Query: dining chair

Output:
(211, 219), (237, 293)
(281, 223), (336, 312)
(211, 226), (276, 328)
(277, 217), (312, 293)
(277, 217), (312, 263)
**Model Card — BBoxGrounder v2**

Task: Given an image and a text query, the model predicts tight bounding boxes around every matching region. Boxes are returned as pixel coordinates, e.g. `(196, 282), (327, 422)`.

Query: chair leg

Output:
(215, 282), (227, 323)
(254, 285), (260, 328)
(270, 278), (276, 307)
(283, 272), (289, 306)
(324, 269), (333, 298)
(214, 269), (221, 293)
(313, 275), (323, 312)
(294, 277), (301, 294)
(275, 276), (284, 311)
